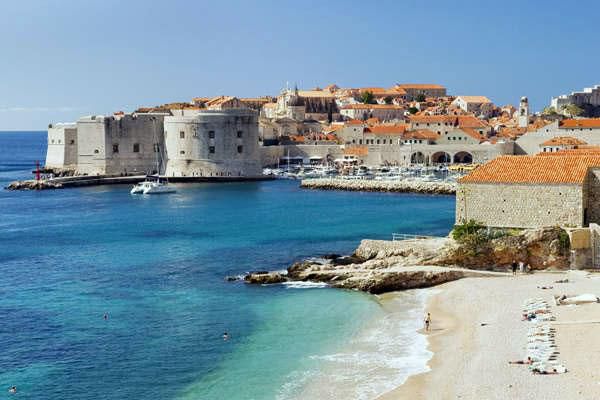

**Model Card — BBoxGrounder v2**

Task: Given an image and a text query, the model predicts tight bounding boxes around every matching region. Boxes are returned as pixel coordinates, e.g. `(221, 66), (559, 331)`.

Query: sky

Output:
(1, 0), (600, 130)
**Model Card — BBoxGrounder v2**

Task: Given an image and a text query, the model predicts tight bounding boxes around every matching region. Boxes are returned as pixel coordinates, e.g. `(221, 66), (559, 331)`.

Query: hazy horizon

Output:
(2, 0), (600, 130)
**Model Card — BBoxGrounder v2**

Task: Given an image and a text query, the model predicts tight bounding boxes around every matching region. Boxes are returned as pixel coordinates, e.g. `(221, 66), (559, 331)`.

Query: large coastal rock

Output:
(242, 227), (570, 294)
(434, 227), (570, 270)
(301, 178), (455, 195)
(5, 180), (63, 190)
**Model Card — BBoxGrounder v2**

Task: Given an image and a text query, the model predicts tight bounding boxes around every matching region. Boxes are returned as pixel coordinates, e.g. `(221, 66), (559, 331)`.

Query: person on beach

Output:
(424, 313), (431, 331)
(509, 357), (532, 365)
(519, 261), (524, 273)
(511, 261), (517, 275)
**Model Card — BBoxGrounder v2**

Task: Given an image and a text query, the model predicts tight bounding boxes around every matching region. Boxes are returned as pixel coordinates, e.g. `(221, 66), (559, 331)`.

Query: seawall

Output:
(300, 178), (456, 195)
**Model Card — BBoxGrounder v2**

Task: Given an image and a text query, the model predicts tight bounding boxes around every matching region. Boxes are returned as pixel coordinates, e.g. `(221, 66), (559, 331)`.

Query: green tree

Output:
(541, 106), (557, 116)
(383, 95), (393, 105)
(361, 91), (375, 104)
(408, 106), (418, 114)
(561, 104), (584, 117)
(416, 93), (426, 102)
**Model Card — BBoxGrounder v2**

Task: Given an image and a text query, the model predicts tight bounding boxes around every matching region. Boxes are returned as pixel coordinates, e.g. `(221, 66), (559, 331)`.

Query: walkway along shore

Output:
(300, 178), (456, 195)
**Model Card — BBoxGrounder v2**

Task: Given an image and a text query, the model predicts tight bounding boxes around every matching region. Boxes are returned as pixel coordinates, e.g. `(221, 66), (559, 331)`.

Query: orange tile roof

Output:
(364, 124), (408, 135)
(460, 128), (485, 141)
(345, 119), (366, 126)
(559, 118), (600, 129)
(365, 117), (381, 125)
(408, 115), (487, 128)
(540, 136), (587, 146)
(404, 129), (438, 140)
(459, 155), (600, 184)
(396, 84), (445, 90)
(455, 96), (492, 104)
(344, 145), (369, 156)
(341, 104), (404, 110)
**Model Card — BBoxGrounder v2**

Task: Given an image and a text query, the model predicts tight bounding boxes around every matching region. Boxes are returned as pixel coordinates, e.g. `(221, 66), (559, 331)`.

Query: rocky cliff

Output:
(243, 227), (571, 294)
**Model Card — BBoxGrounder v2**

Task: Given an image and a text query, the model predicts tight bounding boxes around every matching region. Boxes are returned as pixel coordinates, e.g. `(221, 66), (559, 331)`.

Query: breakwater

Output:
(300, 178), (456, 195)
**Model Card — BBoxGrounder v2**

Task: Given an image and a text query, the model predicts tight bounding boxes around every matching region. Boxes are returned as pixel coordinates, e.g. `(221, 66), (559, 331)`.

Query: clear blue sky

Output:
(1, 0), (599, 130)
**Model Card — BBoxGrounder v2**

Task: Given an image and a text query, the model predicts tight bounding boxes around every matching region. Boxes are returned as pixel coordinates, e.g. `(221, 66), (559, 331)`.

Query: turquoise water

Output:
(0, 132), (455, 399)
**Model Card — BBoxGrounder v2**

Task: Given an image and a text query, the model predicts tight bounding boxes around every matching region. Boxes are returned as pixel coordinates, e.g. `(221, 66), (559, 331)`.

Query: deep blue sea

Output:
(0, 132), (455, 399)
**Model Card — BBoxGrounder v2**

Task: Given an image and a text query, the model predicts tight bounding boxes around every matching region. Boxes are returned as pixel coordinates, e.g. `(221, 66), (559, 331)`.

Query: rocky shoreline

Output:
(242, 227), (571, 294)
(5, 180), (63, 190)
(300, 178), (456, 195)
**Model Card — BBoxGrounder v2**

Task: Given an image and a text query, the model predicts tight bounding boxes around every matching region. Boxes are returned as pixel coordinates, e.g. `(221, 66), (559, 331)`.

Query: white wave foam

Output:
(278, 288), (434, 400)
(280, 281), (329, 289)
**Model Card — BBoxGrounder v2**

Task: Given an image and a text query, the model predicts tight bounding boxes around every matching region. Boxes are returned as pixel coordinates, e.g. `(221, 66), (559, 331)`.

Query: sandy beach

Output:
(378, 271), (600, 400)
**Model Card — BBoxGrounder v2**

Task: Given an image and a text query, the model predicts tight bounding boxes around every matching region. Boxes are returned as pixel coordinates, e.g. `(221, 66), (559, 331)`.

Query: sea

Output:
(0, 131), (455, 399)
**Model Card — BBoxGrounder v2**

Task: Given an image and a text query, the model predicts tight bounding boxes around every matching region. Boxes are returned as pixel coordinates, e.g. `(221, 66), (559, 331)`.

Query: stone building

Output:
(451, 96), (494, 117)
(392, 84), (446, 100)
(456, 155), (600, 228)
(515, 118), (600, 154)
(46, 123), (78, 169)
(551, 84), (600, 112)
(164, 108), (261, 178)
(339, 104), (406, 121)
(540, 137), (587, 153)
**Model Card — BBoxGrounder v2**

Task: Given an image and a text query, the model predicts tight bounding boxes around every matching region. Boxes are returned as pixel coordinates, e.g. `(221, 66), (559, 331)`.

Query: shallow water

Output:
(0, 132), (455, 399)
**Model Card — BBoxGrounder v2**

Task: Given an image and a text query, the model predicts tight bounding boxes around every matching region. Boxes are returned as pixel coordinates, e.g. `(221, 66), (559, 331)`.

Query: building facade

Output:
(456, 155), (600, 228)
(46, 123), (78, 169)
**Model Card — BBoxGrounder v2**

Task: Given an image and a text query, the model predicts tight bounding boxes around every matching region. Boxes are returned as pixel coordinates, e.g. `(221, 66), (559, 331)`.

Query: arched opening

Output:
(453, 151), (473, 164)
(411, 151), (425, 164)
(431, 151), (451, 164)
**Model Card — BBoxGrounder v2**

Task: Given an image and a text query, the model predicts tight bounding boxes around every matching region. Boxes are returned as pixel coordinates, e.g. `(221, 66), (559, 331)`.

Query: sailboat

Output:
(131, 140), (176, 195)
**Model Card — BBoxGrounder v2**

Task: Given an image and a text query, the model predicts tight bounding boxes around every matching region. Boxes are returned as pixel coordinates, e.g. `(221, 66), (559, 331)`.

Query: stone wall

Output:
(164, 109), (262, 178)
(46, 123), (77, 169)
(456, 183), (584, 228)
(75, 114), (166, 176)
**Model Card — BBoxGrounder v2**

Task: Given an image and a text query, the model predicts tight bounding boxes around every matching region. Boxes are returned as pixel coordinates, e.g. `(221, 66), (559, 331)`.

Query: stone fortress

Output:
(46, 98), (262, 179)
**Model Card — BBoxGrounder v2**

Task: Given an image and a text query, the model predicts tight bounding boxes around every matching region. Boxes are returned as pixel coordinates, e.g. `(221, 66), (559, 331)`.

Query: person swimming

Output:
(8, 386), (17, 393)
(223, 332), (229, 341)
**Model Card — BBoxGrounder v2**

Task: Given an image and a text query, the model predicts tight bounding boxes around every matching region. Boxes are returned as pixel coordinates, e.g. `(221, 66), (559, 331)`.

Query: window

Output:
(94, 149), (99, 154)
(153, 143), (160, 152)
(113, 144), (119, 153)
(237, 130), (243, 138)
(51, 139), (55, 144)
(180, 150), (185, 155)
(209, 146), (215, 154)
(133, 143), (140, 153)
(237, 145), (243, 153)
(70, 140), (75, 145)
(180, 131), (185, 139)
(209, 130), (215, 139)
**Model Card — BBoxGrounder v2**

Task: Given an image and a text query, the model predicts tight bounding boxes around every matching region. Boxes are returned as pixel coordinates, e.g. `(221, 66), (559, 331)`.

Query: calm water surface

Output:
(0, 132), (455, 399)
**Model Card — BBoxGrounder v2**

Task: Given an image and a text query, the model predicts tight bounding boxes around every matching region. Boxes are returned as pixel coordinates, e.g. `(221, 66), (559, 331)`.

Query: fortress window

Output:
(237, 130), (243, 138)
(180, 131), (185, 139)
(153, 144), (160, 152)
(51, 139), (55, 144)
(112, 144), (119, 153)
(180, 150), (185, 155)
(70, 140), (75, 145)
(94, 149), (99, 154)
(209, 130), (215, 139)
(237, 145), (243, 153)
(133, 143), (140, 153)
(209, 146), (215, 154)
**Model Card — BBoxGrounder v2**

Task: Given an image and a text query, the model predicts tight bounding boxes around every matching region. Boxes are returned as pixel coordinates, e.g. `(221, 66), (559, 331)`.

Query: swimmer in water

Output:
(103, 313), (108, 320)
(223, 332), (229, 341)
(9, 386), (17, 393)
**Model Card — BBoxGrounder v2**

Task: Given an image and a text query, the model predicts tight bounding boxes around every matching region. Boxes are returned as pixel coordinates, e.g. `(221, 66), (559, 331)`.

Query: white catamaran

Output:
(130, 141), (176, 195)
